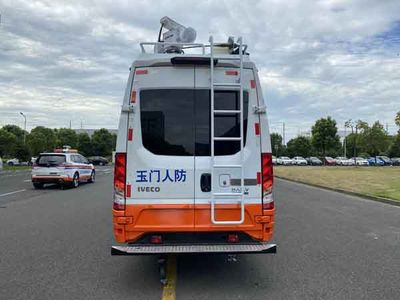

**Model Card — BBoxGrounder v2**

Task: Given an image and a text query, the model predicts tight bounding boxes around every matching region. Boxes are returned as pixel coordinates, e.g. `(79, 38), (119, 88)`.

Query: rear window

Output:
(37, 155), (66, 166)
(140, 89), (248, 156)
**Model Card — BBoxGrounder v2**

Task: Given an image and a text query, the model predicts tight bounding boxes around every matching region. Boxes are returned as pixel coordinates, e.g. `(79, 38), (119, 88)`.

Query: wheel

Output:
(72, 173), (79, 188)
(33, 182), (43, 189)
(99, 162), (104, 166)
(88, 170), (95, 183)
(8, 162), (14, 166)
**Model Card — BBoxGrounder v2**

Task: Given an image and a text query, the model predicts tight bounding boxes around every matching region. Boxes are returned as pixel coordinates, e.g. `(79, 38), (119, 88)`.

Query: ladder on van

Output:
(209, 36), (245, 225)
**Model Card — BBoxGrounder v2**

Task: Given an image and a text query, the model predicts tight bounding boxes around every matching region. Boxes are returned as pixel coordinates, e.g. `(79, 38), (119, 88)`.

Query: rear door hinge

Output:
(121, 104), (135, 113)
(252, 105), (266, 114)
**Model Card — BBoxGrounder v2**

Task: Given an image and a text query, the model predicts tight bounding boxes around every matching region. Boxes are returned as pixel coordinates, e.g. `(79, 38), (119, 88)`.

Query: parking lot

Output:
(0, 167), (399, 299)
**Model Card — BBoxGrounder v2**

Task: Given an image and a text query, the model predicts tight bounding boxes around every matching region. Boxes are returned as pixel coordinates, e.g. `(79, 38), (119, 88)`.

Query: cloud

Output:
(0, 0), (399, 140)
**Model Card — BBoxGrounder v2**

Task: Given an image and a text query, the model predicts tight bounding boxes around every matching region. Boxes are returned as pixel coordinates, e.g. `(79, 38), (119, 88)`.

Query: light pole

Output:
(20, 112), (27, 144)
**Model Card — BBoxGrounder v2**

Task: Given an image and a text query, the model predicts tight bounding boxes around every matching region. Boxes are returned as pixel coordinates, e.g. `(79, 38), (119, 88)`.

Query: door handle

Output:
(200, 173), (211, 192)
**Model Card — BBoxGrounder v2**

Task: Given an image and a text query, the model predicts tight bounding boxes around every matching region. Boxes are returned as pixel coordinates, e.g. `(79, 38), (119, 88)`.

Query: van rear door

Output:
(194, 66), (263, 237)
(125, 67), (195, 234)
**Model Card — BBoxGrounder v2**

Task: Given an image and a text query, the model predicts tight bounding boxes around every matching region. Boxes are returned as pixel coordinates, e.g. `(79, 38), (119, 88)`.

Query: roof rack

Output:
(139, 38), (248, 55)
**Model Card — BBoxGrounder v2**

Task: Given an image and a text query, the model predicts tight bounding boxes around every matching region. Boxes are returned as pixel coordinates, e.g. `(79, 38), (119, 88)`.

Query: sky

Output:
(0, 0), (399, 141)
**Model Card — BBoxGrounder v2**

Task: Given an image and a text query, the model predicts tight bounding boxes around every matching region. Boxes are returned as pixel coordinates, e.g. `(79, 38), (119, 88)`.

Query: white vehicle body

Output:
(31, 152), (95, 188)
(0, 157), (3, 170)
(112, 34), (276, 255)
(278, 156), (292, 165)
(7, 158), (20, 166)
(292, 156), (307, 165)
(272, 156), (277, 165)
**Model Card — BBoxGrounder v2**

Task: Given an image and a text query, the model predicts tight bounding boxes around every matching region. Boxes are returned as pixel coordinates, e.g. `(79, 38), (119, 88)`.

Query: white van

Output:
(112, 24), (275, 256)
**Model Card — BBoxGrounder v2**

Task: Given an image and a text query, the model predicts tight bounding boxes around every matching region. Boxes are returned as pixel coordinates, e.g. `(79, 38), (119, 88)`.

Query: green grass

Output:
(274, 166), (400, 201)
(2, 165), (32, 171)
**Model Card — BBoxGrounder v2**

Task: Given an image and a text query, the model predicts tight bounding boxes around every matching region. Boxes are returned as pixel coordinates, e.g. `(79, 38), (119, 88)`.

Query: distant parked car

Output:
(292, 156), (308, 165)
(0, 157), (3, 170)
(335, 157), (354, 166)
(6, 158), (20, 166)
(351, 157), (369, 166)
(367, 157), (385, 166)
(376, 156), (392, 166)
(306, 157), (323, 166)
(272, 156), (277, 165)
(277, 156), (293, 165)
(87, 156), (109, 166)
(391, 158), (400, 166)
(323, 157), (336, 166)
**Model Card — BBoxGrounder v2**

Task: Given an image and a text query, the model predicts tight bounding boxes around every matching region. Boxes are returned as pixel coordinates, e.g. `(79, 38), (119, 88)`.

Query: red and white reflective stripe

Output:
(128, 128), (133, 141)
(251, 80), (256, 89)
(135, 69), (148, 75)
(254, 123), (260, 136)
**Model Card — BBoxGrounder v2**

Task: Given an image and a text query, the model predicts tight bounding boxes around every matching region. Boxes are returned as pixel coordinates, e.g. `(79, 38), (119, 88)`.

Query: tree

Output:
(395, 111), (400, 130)
(2, 124), (26, 143)
(311, 116), (341, 156)
(55, 128), (78, 148)
(0, 129), (17, 157)
(388, 134), (400, 157)
(27, 126), (56, 155)
(91, 129), (114, 156)
(270, 133), (286, 156)
(358, 121), (389, 156)
(14, 144), (31, 161)
(286, 136), (312, 157)
(345, 133), (364, 157)
(77, 133), (92, 156)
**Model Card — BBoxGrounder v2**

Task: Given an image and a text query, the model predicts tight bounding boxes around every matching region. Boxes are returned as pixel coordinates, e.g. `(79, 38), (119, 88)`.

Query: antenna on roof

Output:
(155, 16), (197, 54)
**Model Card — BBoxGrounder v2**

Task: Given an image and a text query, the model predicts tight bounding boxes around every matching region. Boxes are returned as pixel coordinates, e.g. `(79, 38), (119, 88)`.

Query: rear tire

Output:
(99, 162), (104, 166)
(33, 182), (43, 189)
(88, 170), (95, 183)
(72, 173), (79, 188)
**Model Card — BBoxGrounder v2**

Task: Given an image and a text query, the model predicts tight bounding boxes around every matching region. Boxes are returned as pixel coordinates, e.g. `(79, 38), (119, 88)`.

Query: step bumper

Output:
(111, 243), (276, 255)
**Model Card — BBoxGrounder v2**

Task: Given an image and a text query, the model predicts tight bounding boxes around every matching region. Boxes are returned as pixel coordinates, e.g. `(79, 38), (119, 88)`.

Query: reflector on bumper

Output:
(111, 243), (276, 255)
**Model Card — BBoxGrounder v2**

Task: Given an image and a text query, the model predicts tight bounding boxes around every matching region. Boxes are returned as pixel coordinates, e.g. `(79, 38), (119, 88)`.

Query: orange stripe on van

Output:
(251, 80), (256, 89)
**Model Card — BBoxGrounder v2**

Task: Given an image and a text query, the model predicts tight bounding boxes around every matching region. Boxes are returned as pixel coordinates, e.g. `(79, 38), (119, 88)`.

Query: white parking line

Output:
(23, 179), (31, 182)
(0, 189), (27, 197)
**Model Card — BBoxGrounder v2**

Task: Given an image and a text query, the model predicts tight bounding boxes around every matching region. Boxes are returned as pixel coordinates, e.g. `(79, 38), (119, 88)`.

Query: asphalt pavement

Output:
(0, 169), (399, 299)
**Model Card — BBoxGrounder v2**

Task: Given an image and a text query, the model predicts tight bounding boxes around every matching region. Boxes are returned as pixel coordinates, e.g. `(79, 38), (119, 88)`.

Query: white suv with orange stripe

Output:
(32, 151), (95, 189)
(112, 35), (276, 256)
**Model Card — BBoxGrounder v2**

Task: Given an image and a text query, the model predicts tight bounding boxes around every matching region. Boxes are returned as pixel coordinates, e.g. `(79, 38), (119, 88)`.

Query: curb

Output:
(275, 176), (400, 207)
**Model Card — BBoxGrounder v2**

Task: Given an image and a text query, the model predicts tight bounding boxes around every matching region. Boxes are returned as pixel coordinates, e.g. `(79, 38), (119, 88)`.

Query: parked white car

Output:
(278, 156), (293, 165)
(292, 156), (308, 165)
(0, 157), (3, 170)
(335, 157), (354, 166)
(351, 157), (369, 166)
(272, 156), (277, 165)
(6, 158), (20, 166)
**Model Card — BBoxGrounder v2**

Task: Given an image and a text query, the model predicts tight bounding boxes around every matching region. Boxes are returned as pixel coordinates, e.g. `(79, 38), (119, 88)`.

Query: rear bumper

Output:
(111, 243), (276, 255)
(32, 176), (71, 184)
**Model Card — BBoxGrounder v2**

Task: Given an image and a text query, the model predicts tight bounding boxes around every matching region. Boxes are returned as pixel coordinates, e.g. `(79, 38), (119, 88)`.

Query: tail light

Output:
(113, 153), (126, 211)
(261, 153), (274, 210)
